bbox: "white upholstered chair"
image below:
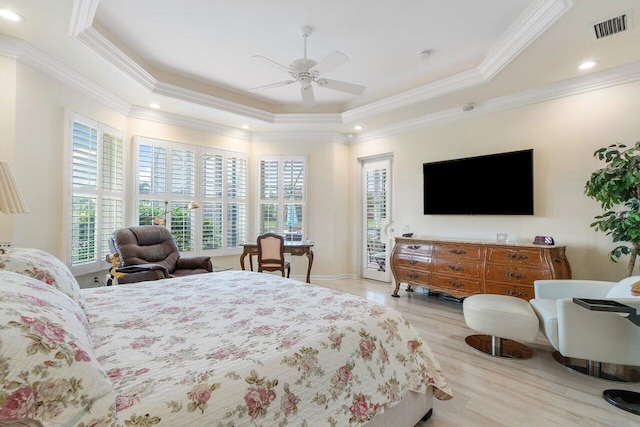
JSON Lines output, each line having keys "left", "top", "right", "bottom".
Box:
{"left": 530, "top": 276, "right": 640, "bottom": 414}
{"left": 257, "top": 233, "right": 291, "bottom": 278}
{"left": 529, "top": 276, "right": 640, "bottom": 382}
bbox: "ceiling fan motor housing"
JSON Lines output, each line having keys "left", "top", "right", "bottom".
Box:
{"left": 290, "top": 58, "right": 317, "bottom": 74}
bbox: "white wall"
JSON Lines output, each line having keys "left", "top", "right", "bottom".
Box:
{"left": 0, "top": 56, "right": 16, "bottom": 243}
{"left": 13, "top": 61, "right": 127, "bottom": 257}
{"left": 349, "top": 80, "right": 640, "bottom": 281}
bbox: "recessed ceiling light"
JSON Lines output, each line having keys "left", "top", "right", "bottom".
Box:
{"left": 149, "top": 103, "right": 161, "bottom": 109}
{"left": 241, "top": 124, "right": 250, "bottom": 130}
{"left": 579, "top": 60, "right": 597, "bottom": 70}
{"left": 0, "top": 8, "right": 24, "bottom": 22}
{"left": 354, "top": 125, "right": 363, "bottom": 131}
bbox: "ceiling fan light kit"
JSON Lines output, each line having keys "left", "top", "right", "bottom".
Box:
{"left": 250, "top": 26, "right": 365, "bottom": 108}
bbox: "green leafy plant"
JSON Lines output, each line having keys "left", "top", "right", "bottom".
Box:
{"left": 585, "top": 142, "right": 640, "bottom": 277}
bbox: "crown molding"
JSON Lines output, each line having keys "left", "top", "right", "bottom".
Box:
{"left": 479, "top": 0, "right": 574, "bottom": 79}
{"left": 251, "top": 131, "right": 347, "bottom": 143}
{"left": 342, "top": 69, "right": 484, "bottom": 124}
{"left": 5, "top": 29, "right": 639, "bottom": 147}
{"left": 5, "top": 26, "right": 639, "bottom": 147}
{"left": 72, "top": 27, "right": 157, "bottom": 91}
{"left": 67, "top": 0, "right": 573, "bottom": 127}
{"left": 152, "top": 82, "right": 273, "bottom": 122}
{"left": 68, "top": 0, "right": 99, "bottom": 36}
{"left": 0, "top": 34, "right": 131, "bottom": 115}
{"left": 272, "top": 113, "right": 343, "bottom": 124}
{"left": 128, "top": 106, "right": 251, "bottom": 141}
{"left": 352, "top": 60, "right": 640, "bottom": 144}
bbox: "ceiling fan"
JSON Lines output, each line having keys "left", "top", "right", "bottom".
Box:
{"left": 249, "top": 26, "right": 365, "bottom": 108}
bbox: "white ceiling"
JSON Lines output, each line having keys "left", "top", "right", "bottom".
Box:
{"left": 0, "top": 0, "right": 639, "bottom": 138}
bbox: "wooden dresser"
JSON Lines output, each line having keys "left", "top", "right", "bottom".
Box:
{"left": 390, "top": 237, "right": 571, "bottom": 300}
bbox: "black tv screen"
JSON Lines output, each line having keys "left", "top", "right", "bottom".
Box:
{"left": 423, "top": 149, "right": 534, "bottom": 215}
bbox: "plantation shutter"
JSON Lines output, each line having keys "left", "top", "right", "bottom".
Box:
{"left": 257, "top": 156, "right": 305, "bottom": 240}
{"left": 134, "top": 136, "right": 248, "bottom": 255}
{"left": 69, "top": 113, "right": 124, "bottom": 272}
{"left": 202, "top": 152, "right": 224, "bottom": 250}
{"left": 226, "top": 155, "right": 247, "bottom": 248}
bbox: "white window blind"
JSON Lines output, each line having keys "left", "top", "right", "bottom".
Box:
{"left": 258, "top": 156, "right": 305, "bottom": 241}
{"left": 226, "top": 154, "right": 247, "bottom": 248}
{"left": 134, "top": 136, "right": 247, "bottom": 255}
{"left": 68, "top": 112, "right": 124, "bottom": 273}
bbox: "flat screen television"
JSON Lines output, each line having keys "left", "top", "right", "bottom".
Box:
{"left": 423, "top": 149, "right": 534, "bottom": 215}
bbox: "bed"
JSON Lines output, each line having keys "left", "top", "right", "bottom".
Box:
{"left": 0, "top": 248, "right": 452, "bottom": 426}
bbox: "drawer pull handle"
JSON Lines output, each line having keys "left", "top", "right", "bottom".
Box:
{"left": 408, "top": 245, "right": 421, "bottom": 250}
{"left": 407, "top": 273, "right": 420, "bottom": 279}
{"left": 553, "top": 257, "right": 563, "bottom": 263}
{"left": 449, "top": 281, "right": 464, "bottom": 288}
{"left": 449, "top": 249, "right": 467, "bottom": 255}
{"left": 507, "top": 290, "right": 528, "bottom": 297}
{"left": 506, "top": 272, "right": 526, "bottom": 279}
{"left": 407, "top": 259, "right": 418, "bottom": 265}
{"left": 447, "top": 265, "right": 464, "bottom": 272}
{"left": 507, "top": 253, "right": 528, "bottom": 260}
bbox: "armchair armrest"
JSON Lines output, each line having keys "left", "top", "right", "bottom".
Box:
{"left": 116, "top": 263, "right": 169, "bottom": 275}
{"left": 115, "top": 264, "right": 170, "bottom": 284}
{"left": 556, "top": 297, "right": 640, "bottom": 365}
{"left": 534, "top": 279, "right": 615, "bottom": 300}
{"left": 177, "top": 256, "right": 212, "bottom": 271}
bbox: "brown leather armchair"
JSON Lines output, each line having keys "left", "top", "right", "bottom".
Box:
{"left": 109, "top": 226, "right": 213, "bottom": 284}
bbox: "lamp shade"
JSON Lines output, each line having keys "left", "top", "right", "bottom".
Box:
{"left": 0, "top": 162, "right": 29, "bottom": 214}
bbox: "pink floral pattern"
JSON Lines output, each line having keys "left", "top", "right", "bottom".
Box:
{"left": 0, "top": 247, "right": 85, "bottom": 308}
{"left": 0, "top": 271, "right": 116, "bottom": 426}
{"left": 82, "top": 270, "right": 452, "bottom": 425}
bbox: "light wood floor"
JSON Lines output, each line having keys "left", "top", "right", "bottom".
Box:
{"left": 312, "top": 277, "right": 639, "bottom": 427}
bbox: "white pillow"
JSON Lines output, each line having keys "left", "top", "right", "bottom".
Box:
{"left": 0, "top": 270, "right": 115, "bottom": 426}
{"left": 606, "top": 276, "right": 640, "bottom": 298}
{"left": 0, "top": 247, "right": 85, "bottom": 308}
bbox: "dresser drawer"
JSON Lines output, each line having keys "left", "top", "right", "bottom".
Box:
{"left": 395, "top": 268, "right": 431, "bottom": 284}
{"left": 396, "top": 242, "right": 432, "bottom": 255}
{"left": 432, "top": 274, "right": 483, "bottom": 294}
{"left": 432, "top": 259, "right": 482, "bottom": 277}
{"left": 394, "top": 254, "right": 431, "bottom": 272}
{"left": 487, "top": 247, "right": 545, "bottom": 266}
{"left": 485, "top": 265, "right": 550, "bottom": 284}
{"left": 485, "top": 282, "right": 534, "bottom": 300}
{"left": 434, "top": 243, "right": 484, "bottom": 261}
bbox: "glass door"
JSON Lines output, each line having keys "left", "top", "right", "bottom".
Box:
{"left": 362, "top": 157, "right": 392, "bottom": 282}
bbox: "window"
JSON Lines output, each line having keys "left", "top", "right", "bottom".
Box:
{"left": 258, "top": 155, "right": 305, "bottom": 241}
{"left": 68, "top": 112, "right": 124, "bottom": 274}
{"left": 134, "top": 136, "right": 247, "bottom": 254}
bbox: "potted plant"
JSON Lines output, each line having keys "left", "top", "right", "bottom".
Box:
{"left": 585, "top": 141, "right": 640, "bottom": 277}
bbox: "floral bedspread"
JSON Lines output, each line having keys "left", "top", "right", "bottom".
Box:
{"left": 82, "top": 271, "right": 452, "bottom": 426}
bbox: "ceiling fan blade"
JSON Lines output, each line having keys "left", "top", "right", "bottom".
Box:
{"left": 251, "top": 55, "right": 292, "bottom": 74}
{"left": 249, "top": 80, "right": 296, "bottom": 91}
{"left": 301, "top": 85, "right": 315, "bottom": 108}
{"left": 309, "top": 51, "right": 349, "bottom": 77}
{"left": 316, "top": 78, "right": 365, "bottom": 95}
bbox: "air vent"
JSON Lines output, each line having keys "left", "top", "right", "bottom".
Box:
{"left": 592, "top": 12, "right": 631, "bottom": 40}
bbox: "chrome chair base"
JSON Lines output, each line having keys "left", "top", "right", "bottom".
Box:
{"left": 552, "top": 351, "right": 640, "bottom": 382}
{"left": 465, "top": 334, "right": 533, "bottom": 359}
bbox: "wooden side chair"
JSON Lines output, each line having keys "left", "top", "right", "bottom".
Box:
{"left": 257, "top": 232, "right": 291, "bottom": 278}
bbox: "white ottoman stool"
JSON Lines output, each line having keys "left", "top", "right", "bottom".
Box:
{"left": 463, "top": 294, "right": 540, "bottom": 359}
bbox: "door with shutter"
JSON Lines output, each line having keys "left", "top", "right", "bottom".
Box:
{"left": 362, "top": 157, "right": 392, "bottom": 282}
